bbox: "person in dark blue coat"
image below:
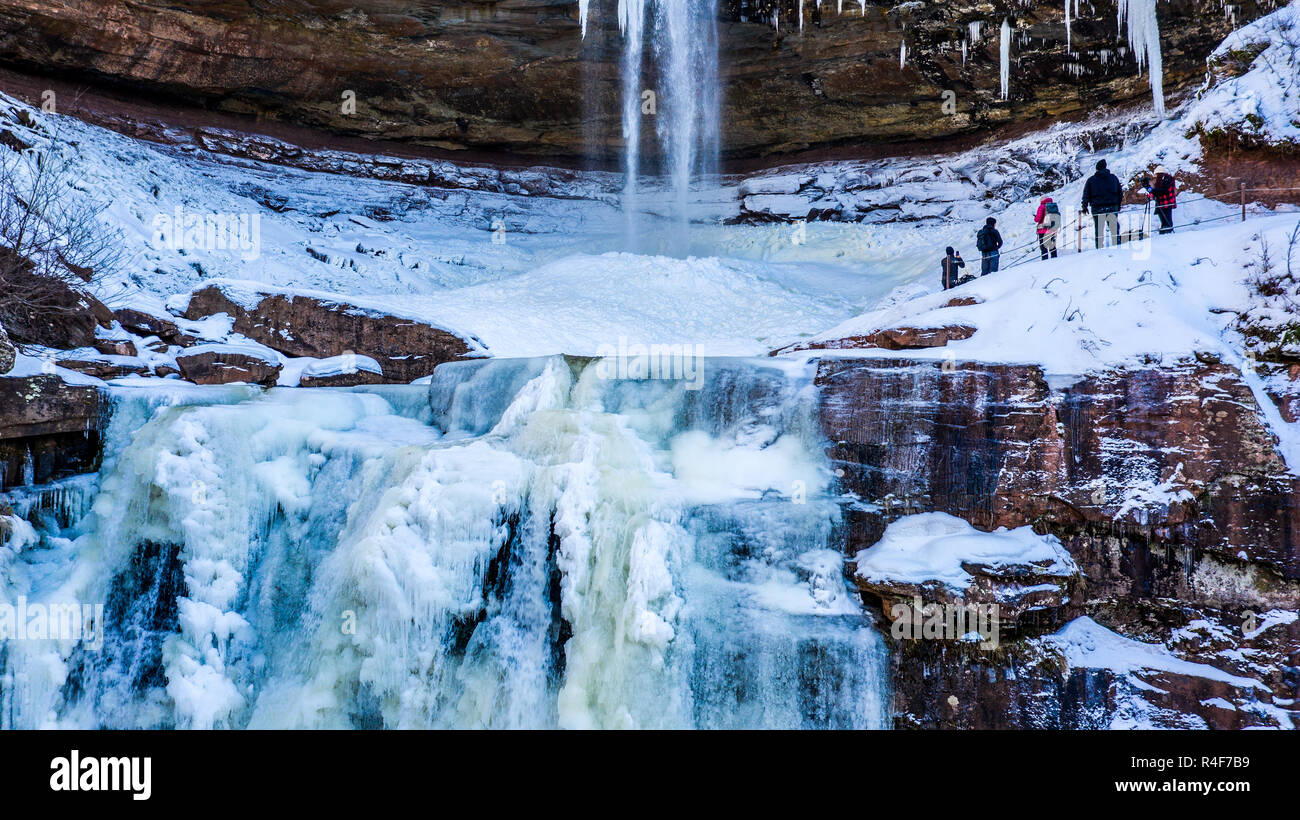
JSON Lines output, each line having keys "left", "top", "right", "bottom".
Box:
{"left": 1080, "top": 159, "right": 1124, "bottom": 248}
{"left": 975, "top": 218, "right": 1002, "bottom": 275}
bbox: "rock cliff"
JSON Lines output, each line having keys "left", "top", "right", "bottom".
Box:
{"left": 0, "top": 0, "right": 1280, "bottom": 162}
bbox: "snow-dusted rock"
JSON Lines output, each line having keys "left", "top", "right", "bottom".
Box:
{"left": 180, "top": 282, "right": 481, "bottom": 382}
{"left": 175, "top": 343, "right": 282, "bottom": 386}
{"left": 297, "top": 354, "right": 384, "bottom": 388}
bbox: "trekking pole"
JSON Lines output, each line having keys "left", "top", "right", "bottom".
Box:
{"left": 1240, "top": 182, "right": 1247, "bottom": 222}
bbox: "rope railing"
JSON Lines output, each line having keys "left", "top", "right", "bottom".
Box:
{"left": 971, "top": 185, "right": 1300, "bottom": 275}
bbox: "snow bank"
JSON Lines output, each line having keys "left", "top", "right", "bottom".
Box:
{"left": 854, "top": 512, "right": 1076, "bottom": 593}
{"left": 1186, "top": 2, "right": 1300, "bottom": 148}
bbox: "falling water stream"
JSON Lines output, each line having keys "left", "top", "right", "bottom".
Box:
{"left": 587, "top": 0, "right": 721, "bottom": 252}
{"left": 0, "top": 360, "right": 890, "bottom": 729}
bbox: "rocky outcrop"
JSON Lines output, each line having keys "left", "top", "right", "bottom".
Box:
{"left": 0, "top": 374, "right": 106, "bottom": 491}
{"left": 54, "top": 354, "right": 151, "bottom": 381}
{"left": 0, "top": 260, "right": 113, "bottom": 349}
{"left": 181, "top": 284, "right": 480, "bottom": 382}
{"left": 111, "top": 308, "right": 198, "bottom": 348}
{"left": 817, "top": 356, "right": 1300, "bottom": 728}
{"left": 0, "top": 0, "right": 1273, "bottom": 162}
{"left": 775, "top": 324, "right": 976, "bottom": 354}
{"left": 175, "top": 347, "right": 282, "bottom": 387}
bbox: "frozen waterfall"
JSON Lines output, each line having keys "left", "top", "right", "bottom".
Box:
{"left": 1, "top": 360, "right": 889, "bottom": 729}
{"left": 1118, "top": 0, "right": 1166, "bottom": 117}
{"left": 584, "top": 0, "right": 720, "bottom": 251}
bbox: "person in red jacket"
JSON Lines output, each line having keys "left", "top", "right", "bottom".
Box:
{"left": 1033, "top": 196, "right": 1060, "bottom": 259}
{"left": 1149, "top": 165, "right": 1177, "bottom": 234}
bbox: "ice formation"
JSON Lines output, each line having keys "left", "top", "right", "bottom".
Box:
{"left": 1118, "top": 0, "right": 1166, "bottom": 116}
{"left": 0, "top": 360, "right": 888, "bottom": 729}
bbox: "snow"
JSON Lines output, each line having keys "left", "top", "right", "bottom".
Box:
{"left": 784, "top": 213, "right": 1300, "bottom": 376}
{"left": 853, "top": 512, "right": 1077, "bottom": 594}
{"left": 1184, "top": 1, "right": 1300, "bottom": 148}
{"left": 1047, "top": 616, "right": 1268, "bottom": 692}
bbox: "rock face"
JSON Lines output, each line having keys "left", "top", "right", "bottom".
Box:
{"left": 0, "top": 0, "right": 1273, "bottom": 162}
{"left": 0, "top": 374, "right": 105, "bottom": 490}
{"left": 817, "top": 356, "right": 1300, "bottom": 728}
{"left": 182, "top": 285, "right": 479, "bottom": 382}
{"left": 0, "top": 261, "right": 113, "bottom": 349}
{"left": 175, "top": 347, "right": 282, "bottom": 387}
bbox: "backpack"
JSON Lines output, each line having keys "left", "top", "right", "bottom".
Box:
{"left": 976, "top": 227, "right": 996, "bottom": 252}
{"left": 1044, "top": 202, "right": 1060, "bottom": 216}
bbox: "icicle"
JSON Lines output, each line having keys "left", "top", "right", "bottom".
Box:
{"left": 580, "top": 0, "right": 590, "bottom": 38}
{"left": 1117, "top": 0, "right": 1166, "bottom": 117}
{"left": 962, "top": 39, "right": 968, "bottom": 64}
{"left": 799, "top": 0, "right": 804, "bottom": 32}
{"left": 900, "top": 40, "right": 907, "bottom": 68}
{"left": 858, "top": 0, "right": 866, "bottom": 14}
{"left": 1065, "top": 0, "right": 1072, "bottom": 51}
{"left": 1000, "top": 18, "right": 1011, "bottom": 100}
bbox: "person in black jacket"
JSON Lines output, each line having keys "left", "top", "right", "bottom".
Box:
{"left": 1080, "top": 159, "right": 1124, "bottom": 248}
{"left": 941, "top": 246, "right": 967, "bottom": 290}
{"left": 975, "top": 218, "right": 1003, "bottom": 275}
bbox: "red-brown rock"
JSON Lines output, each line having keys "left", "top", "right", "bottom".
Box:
{"left": 175, "top": 348, "right": 282, "bottom": 386}
{"left": 182, "top": 285, "right": 478, "bottom": 382}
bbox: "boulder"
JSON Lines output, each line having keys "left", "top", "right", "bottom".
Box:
{"left": 175, "top": 346, "right": 282, "bottom": 386}
{"left": 0, "top": 258, "right": 113, "bottom": 349}
{"left": 111, "top": 307, "right": 198, "bottom": 347}
{"left": 92, "top": 337, "right": 138, "bottom": 357}
{"left": 182, "top": 284, "right": 477, "bottom": 382}
{"left": 55, "top": 355, "right": 151, "bottom": 381}
{"left": 298, "top": 355, "right": 386, "bottom": 388}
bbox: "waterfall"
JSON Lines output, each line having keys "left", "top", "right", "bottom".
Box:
{"left": 0, "top": 361, "right": 889, "bottom": 729}
{"left": 584, "top": 0, "right": 720, "bottom": 249}
{"left": 1000, "top": 19, "right": 1012, "bottom": 100}
{"left": 1118, "top": 0, "right": 1166, "bottom": 117}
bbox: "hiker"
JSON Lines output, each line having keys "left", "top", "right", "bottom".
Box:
{"left": 1033, "top": 196, "right": 1060, "bottom": 259}
{"left": 975, "top": 217, "right": 1003, "bottom": 275}
{"left": 941, "top": 246, "right": 967, "bottom": 290}
{"left": 1149, "top": 165, "right": 1177, "bottom": 234}
{"left": 1081, "top": 159, "right": 1123, "bottom": 248}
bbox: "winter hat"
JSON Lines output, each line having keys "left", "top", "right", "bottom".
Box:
{"left": 986, "top": 217, "right": 997, "bottom": 226}
{"left": 1096, "top": 159, "right": 1108, "bottom": 170}
{"left": 1154, "top": 165, "right": 1168, "bottom": 175}
{"left": 946, "top": 246, "right": 955, "bottom": 255}
{"left": 1041, "top": 196, "right": 1053, "bottom": 202}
